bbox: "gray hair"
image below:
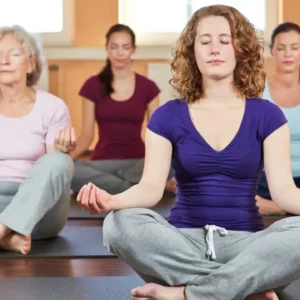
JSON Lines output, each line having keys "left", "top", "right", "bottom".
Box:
{"left": 0, "top": 25, "right": 43, "bottom": 87}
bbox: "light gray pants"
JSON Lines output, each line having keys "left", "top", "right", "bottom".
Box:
{"left": 72, "top": 159, "right": 174, "bottom": 195}
{"left": 103, "top": 208, "right": 300, "bottom": 300}
{"left": 0, "top": 151, "right": 73, "bottom": 239}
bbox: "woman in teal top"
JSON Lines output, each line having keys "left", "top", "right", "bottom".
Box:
{"left": 257, "top": 22, "right": 300, "bottom": 215}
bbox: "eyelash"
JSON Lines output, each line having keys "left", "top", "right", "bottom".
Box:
{"left": 277, "top": 48, "right": 299, "bottom": 51}
{"left": 201, "top": 41, "right": 230, "bottom": 45}
{"left": 111, "top": 47, "right": 130, "bottom": 50}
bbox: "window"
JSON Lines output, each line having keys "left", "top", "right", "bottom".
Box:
{"left": 0, "top": 0, "right": 74, "bottom": 46}
{"left": 119, "top": 0, "right": 279, "bottom": 46}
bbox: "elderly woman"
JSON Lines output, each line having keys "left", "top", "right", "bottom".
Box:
{"left": 0, "top": 25, "right": 76, "bottom": 255}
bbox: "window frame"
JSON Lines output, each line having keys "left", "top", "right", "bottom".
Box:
{"left": 119, "top": 0, "right": 279, "bottom": 46}
{"left": 0, "top": 0, "right": 74, "bottom": 46}
{"left": 40, "top": 0, "right": 74, "bottom": 46}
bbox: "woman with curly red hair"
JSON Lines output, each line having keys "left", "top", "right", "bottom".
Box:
{"left": 77, "top": 5, "right": 300, "bottom": 300}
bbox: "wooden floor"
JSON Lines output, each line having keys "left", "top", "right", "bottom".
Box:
{"left": 0, "top": 217, "right": 283, "bottom": 279}
{"left": 0, "top": 257, "right": 135, "bottom": 278}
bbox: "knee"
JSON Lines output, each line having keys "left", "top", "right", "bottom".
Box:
{"left": 72, "top": 160, "right": 83, "bottom": 178}
{"left": 43, "top": 151, "right": 74, "bottom": 181}
{"left": 71, "top": 161, "right": 85, "bottom": 190}
{"left": 103, "top": 209, "right": 133, "bottom": 248}
{"left": 103, "top": 208, "right": 149, "bottom": 251}
{"left": 273, "top": 216, "right": 300, "bottom": 231}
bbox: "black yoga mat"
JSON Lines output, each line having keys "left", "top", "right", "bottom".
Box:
{"left": 0, "top": 276, "right": 298, "bottom": 300}
{"left": 68, "top": 193, "right": 176, "bottom": 219}
{"left": 0, "top": 225, "right": 114, "bottom": 258}
{"left": 0, "top": 276, "right": 145, "bottom": 300}
{"left": 68, "top": 199, "right": 108, "bottom": 219}
{"left": 279, "top": 278, "right": 300, "bottom": 300}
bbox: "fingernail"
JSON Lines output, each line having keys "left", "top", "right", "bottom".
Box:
{"left": 131, "top": 289, "right": 137, "bottom": 295}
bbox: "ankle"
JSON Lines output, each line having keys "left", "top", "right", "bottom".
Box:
{"left": 0, "top": 222, "right": 11, "bottom": 239}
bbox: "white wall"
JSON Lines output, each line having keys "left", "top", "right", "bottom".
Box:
{"left": 148, "top": 63, "right": 176, "bottom": 105}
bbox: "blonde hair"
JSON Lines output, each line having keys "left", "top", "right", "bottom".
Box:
{"left": 0, "top": 25, "right": 43, "bottom": 87}
{"left": 170, "top": 5, "right": 266, "bottom": 103}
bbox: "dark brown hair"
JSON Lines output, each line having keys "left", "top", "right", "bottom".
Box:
{"left": 270, "top": 22, "right": 300, "bottom": 49}
{"left": 98, "top": 24, "right": 136, "bottom": 96}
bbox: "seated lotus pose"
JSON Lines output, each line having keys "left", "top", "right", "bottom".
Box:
{"left": 77, "top": 5, "right": 300, "bottom": 300}
{"left": 256, "top": 22, "right": 300, "bottom": 216}
{"left": 0, "top": 25, "right": 76, "bottom": 254}
{"left": 71, "top": 24, "right": 176, "bottom": 195}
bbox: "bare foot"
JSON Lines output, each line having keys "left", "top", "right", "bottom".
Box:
{"left": 131, "top": 283, "right": 185, "bottom": 300}
{"left": 246, "top": 290, "right": 278, "bottom": 300}
{"left": 0, "top": 232, "right": 31, "bottom": 254}
{"left": 165, "top": 178, "right": 177, "bottom": 193}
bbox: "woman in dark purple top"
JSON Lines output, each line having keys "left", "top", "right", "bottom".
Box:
{"left": 70, "top": 24, "right": 176, "bottom": 195}
{"left": 78, "top": 5, "right": 300, "bottom": 300}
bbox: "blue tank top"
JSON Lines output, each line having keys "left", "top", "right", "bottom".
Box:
{"left": 263, "top": 81, "right": 300, "bottom": 177}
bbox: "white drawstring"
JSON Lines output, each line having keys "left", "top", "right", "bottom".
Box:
{"left": 205, "top": 225, "right": 228, "bottom": 260}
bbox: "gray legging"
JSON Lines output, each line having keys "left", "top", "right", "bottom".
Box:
{"left": 71, "top": 159, "right": 174, "bottom": 195}
{"left": 0, "top": 151, "right": 73, "bottom": 239}
{"left": 104, "top": 208, "right": 300, "bottom": 299}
